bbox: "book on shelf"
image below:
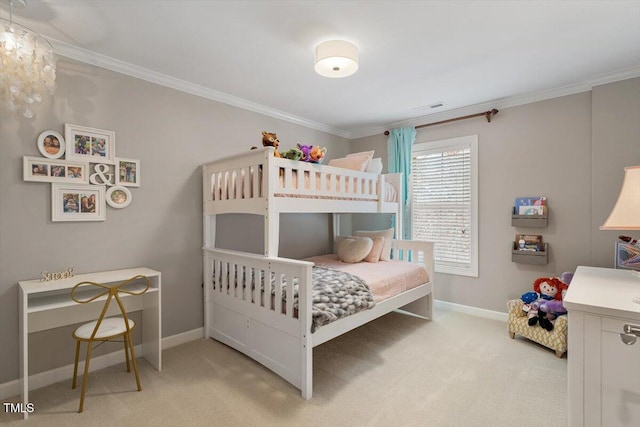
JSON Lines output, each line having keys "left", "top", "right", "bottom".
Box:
{"left": 517, "top": 205, "right": 547, "bottom": 215}
{"left": 515, "top": 234, "right": 544, "bottom": 251}
{"left": 515, "top": 196, "right": 547, "bottom": 208}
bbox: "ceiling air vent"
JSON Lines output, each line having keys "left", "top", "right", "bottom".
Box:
{"left": 412, "top": 102, "right": 446, "bottom": 112}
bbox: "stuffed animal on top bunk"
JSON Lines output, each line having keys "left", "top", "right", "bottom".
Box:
{"left": 281, "top": 147, "right": 303, "bottom": 160}
{"left": 252, "top": 131, "right": 281, "bottom": 157}
{"left": 521, "top": 276, "right": 569, "bottom": 330}
{"left": 296, "top": 143, "right": 327, "bottom": 163}
{"left": 309, "top": 146, "right": 327, "bottom": 163}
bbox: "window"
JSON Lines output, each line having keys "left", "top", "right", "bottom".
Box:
{"left": 411, "top": 135, "right": 478, "bottom": 277}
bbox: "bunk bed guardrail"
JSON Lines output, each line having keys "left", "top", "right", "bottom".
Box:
{"left": 203, "top": 147, "right": 391, "bottom": 207}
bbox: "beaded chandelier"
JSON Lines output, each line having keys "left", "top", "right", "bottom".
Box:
{"left": 0, "top": 0, "right": 56, "bottom": 118}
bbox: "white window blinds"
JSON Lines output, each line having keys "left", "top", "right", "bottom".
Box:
{"left": 411, "top": 135, "right": 478, "bottom": 277}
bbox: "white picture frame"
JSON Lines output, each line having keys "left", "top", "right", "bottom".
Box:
{"left": 106, "top": 186, "right": 132, "bottom": 209}
{"left": 51, "top": 184, "right": 106, "bottom": 222}
{"left": 23, "top": 156, "right": 89, "bottom": 184}
{"left": 115, "top": 157, "right": 140, "bottom": 187}
{"left": 64, "top": 124, "right": 116, "bottom": 165}
{"left": 37, "top": 130, "right": 66, "bottom": 159}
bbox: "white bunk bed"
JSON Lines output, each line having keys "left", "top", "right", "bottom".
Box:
{"left": 202, "top": 147, "right": 434, "bottom": 399}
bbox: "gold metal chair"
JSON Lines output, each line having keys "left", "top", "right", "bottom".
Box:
{"left": 71, "top": 275, "right": 150, "bottom": 413}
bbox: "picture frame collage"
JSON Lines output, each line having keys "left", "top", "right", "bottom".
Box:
{"left": 23, "top": 124, "right": 141, "bottom": 222}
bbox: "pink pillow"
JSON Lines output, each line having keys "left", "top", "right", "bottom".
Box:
{"left": 363, "top": 236, "right": 385, "bottom": 263}
{"left": 335, "top": 236, "right": 385, "bottom": 263}
{"left": 328, "top": 154, "right": 371, "bottom": 171}
{"left": 354, "top": 228, "right": 394, "bottom": 261}
{"left": 346, "top": 150, "right": 375, "bottom": 169}
{"left": 346, "top": 150, "right": 375, "bottom": 158}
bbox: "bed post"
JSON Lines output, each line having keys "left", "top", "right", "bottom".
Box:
{"left": 202, "top": 165, "right": 215, "bottom": 339}
{"left": 265, "top": 212, "right": 279, "bottom": 256}
{"left": 203, "top": 215, "right": 215, "bottom": 339}
{"left": 263, "top": 148, "right": 279, "bottom": 257}
{"left": 202, "top": 214, "right": 215, "bottom": 339}
{"left": 332, "top": 213, "right": 340, "bottom": 251}
{"left": 299, "top": 264, "right": 313, "bottom": 399}
{"left": 395, "top": 175, "right": 403, "bottom": 239}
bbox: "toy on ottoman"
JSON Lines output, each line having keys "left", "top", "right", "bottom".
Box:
{"left": 522, "top": 277, "right": 568, "bottom": 331}
{"left": 507, "top": 272, "right": 573, "bottom": 357}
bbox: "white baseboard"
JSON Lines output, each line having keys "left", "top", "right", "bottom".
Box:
{"left": 435, "top": 299, "right": 508, "bottom": 322}
{"left": 162, "top": 327, "right": 204, "bottom": 350}
{"left": 0, "top": 327, "right": 204, "bottom": 401}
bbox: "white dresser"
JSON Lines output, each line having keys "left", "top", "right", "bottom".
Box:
{"left": 564, "top": 266, "right": 640, "bottom": 427}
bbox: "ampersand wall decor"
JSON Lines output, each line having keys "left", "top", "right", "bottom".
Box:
{"left": 90, "top": 163, "right": 114, "bottom": 186}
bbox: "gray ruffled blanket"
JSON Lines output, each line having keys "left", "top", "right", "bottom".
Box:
{"left": 213, "top": 266, "right": 376, "bottom": 332}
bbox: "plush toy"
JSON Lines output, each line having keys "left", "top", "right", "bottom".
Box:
{"left": 560, "top": 271, "right": 573, "bottom": 286}
{"left": 261, "top": 131, "right": 281, "bottom": 157}
{"left": 308, "top": 146, "right": 327, "bottom": 163}
{"left": 520, "top": 291, "right": 539, "bottom": 305}
{"left": 537, "top": 299, "right": 568, "bottom": 331}
{"left": 534, "top": 271, "right": 573, "bottom": 330}
{"left": 296, "top": 143, "right": 327, "bottom": 163}
{"left": 522, "top": 277, "right": 567, "bottom": 327}
{"left": 281, "top": 147, "right": 303, "bottom": 161}
{"left": 297, "top": 143, "right": 313, "bottom": 162}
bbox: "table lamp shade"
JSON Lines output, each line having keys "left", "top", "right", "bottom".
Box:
{"left": 600, "top": 165, "right": 640, "bottom": 230}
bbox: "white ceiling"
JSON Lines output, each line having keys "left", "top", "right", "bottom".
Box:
{"left": 3, "top": 1, "right": 640, "bottom": 138}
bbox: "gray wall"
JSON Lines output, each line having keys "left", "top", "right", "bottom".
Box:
{"left": 351, "top": 78, "right": 640, "bottom": 313}
{"left": 0, "top": 59, "right": 349, "bottom": 383}
{"left": 591, "top": 78, "right": 640, "bottom": 265}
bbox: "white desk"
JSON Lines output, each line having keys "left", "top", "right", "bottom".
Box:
{"left": 18, "top": 267, "right": 162, "bottom": 419}
{"left": 564, "top": 266, "right": 640, "bottom": 427}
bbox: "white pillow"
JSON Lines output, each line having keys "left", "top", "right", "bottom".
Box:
{"left": 384, "top": 181, "right": 398, "bottom": 202}
{"left": 354, "top": 228, "right": 394, "bottom": 261}
{"left": 366, "top": 158, "right": 383, "bottom": 174}
{"left": 336, "top": 237, "right": 373, "bottom": 263}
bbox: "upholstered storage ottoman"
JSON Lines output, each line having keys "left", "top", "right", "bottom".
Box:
{"left": 507, "top": 299, "right": 567, "bottom": 358}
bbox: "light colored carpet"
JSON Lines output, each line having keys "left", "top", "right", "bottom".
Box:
{"left": 1, "top": 309, "right": 567, "bottom": 427}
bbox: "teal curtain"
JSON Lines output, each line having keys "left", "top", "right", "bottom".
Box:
{"left": 387, "top": 126, "right": 416, "bottom": 240}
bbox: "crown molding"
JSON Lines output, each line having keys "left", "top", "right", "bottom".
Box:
{"left": 349, "top": 66, "right": 640, "bottom": 139}
{"left": 49, "top": 38, "right": 352, "bottom": 139}
{"left": 49, "top": 38, "right": 639, "bottom": 142}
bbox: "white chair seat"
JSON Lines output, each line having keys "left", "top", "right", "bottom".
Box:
{"left": 74, "top": 317, "right": 135, "bottom": 339}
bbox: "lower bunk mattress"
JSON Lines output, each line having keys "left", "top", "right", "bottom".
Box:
{"left": 303, "top": 254, "right": 430, "bottom": 302}
{"left": 212, "top": 255, "right": 429, "bottom": 332}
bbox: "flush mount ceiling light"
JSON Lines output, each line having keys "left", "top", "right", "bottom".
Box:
{"left": 314, "top": 40, "right": 359, "bottom": 78}
{"left": 0, "top": 0, "right": 57, "bottom": 118}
